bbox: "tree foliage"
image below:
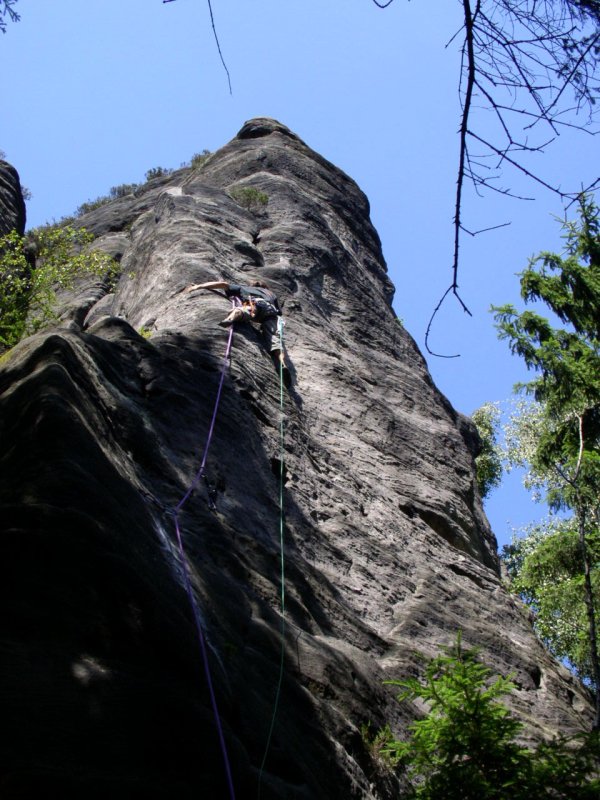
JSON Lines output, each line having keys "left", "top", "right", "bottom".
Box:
{"left": 493, "top": 195, "right": 600, "bottom": 511}
{"left": 0, "top": 226, "right": 117, "bottom": 351}
{"left": 504, "top": 517, "right": 600, "bottom": 681}
{"left": 502, "top": 399, "right": 561, "bottom": 500}
{"left": 493, "top": 196, "right": 600, "bottom": 723}
{"left": 472, "top": 402, "right": 503, "bottom": 498}
{"left": 494, "top": 196, "right": 599, "bottom": 400}
{"left": 381, "top": 634, "right": 600, "bottom": 798}
{"left": 383, "top": 634, "right": 527, "bottom": 799}
{"left": 228, "top": 186, "right": 269, "bottom": 212}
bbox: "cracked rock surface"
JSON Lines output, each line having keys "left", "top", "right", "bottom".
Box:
{"left": 0, "top": 121, "right": 592, "bottom": 798}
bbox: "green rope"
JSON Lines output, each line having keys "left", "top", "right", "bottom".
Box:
{"left": 257, "top": 322, "right": 286, "bottom": 798}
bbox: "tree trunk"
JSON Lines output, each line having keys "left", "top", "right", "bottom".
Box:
{"left": 578, "top": 506, "right": 600, "bottom": 729}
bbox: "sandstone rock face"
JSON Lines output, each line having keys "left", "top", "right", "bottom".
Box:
{"left": 0, "top": 159, "right": 26, "bottom": 236}
{"left": 0, "top": 119, "right": 592, "bottom": 798}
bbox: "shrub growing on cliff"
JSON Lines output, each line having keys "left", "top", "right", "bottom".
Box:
{"left": 191, "top": 149, "right": 212, "bottom": 169}
{"left": 76, "top": 196, "right": 111, "bottom": 216}
{"left": 0, "top": 226, "right": 117, "bottom": 350}
{"left": 144, "top": 166, "right": 172, "bottom": 181}
{"left": 109, "top": 182, "right": 139, "bottom": 199}
{"left": 228, "top": 186, "right": 268, "bottom": 211}
{"left": 471, "top": 402, "right": 502, "bottom": 499}
{"left": 381, "top": 634, "right": 600, "bottom": 798}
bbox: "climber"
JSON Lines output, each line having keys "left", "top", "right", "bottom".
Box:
{"left": 185, "top": 279, "right": 291, "bottom": 386}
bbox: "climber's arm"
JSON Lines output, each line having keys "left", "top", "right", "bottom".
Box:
{"left": 184, "top": 280, "right": 229, "bottom": 293}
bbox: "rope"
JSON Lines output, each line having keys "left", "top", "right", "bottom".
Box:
{"left": 174, "top": 316, "right": 235, "bottom": 514}
{"left": 162, "top": 301, "right": 286, "bottom": 799}
{"left": 257, "top": 317, "right": 287, "bottom": 798}
{"left": 171, "top": 302, "right": 237, "bottom": 800}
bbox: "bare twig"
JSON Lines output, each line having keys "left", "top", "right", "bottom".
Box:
{"left": 0, "top": 0, "right": 20, "bottom": 32}
{"left": 424, "top": 282, "right": 473, "bottom": 358}
{"left": 467, "top": 129, "right": 573, "bottom": 197}
{"left": 542, "top": 32, "right": 600, "bottom": 121}
{"left": 453, "top": 0, "right": 480, "bottom": 299}
{"left": 462, "top": 220, "right": 511, "bottom": 235}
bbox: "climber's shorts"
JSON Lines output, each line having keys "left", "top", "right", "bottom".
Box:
{"left": 261, "top": 315, "right": 283, "bottom": 353}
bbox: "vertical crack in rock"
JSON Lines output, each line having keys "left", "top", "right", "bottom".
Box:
{"left": 0, "top": 122, "right": 593, "bottom": 798}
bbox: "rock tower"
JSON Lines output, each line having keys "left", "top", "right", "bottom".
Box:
{"left": 0, "top": 119, "right": 591, "bottom": 798}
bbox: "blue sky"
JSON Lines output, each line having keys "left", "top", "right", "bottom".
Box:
{"left": 1, "top": 0, "right": 597, "bottom": 548}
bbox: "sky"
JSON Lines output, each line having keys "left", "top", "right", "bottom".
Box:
{"left": 1, "top": 0, "right": 597, "bottom": 549}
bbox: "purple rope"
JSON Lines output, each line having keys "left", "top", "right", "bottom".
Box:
{"left": 171, "top": 301, "right": 237, "bottom": 800}
{"left": 173, "top": 514, "right": 236, "bottom": 800}
{"left": 175, "top": 319, "right": 235, "bottom": 513}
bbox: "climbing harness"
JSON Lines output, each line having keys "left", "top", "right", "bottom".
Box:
{"left": 170, "top": 302, "right": 237, "bottom": 800}
{"left": 257, "top": 315, "right": 287, "bottom": 798}
{"left": 247, "top": 296, "right": 280, "bottom": 323}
